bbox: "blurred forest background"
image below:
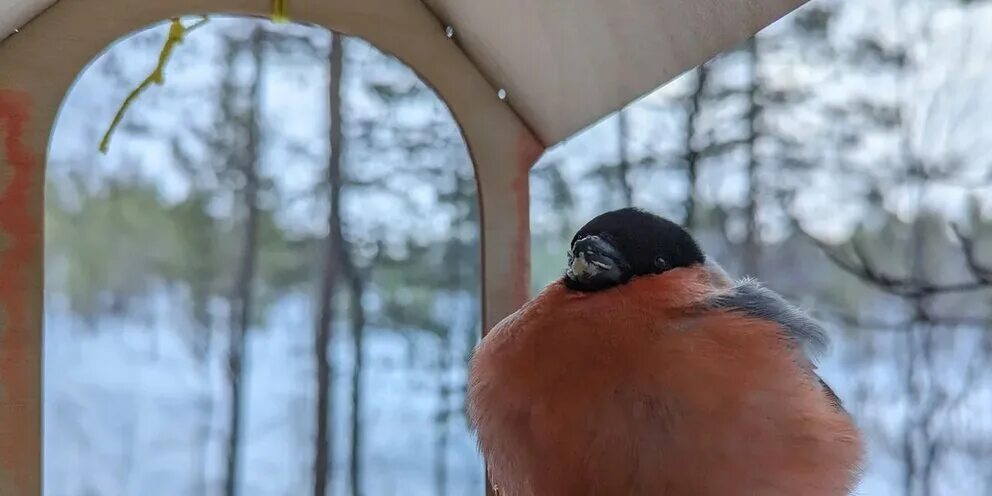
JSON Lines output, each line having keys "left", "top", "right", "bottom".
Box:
{"left": 42, "top": 0, "right": 992, "bottom": 495}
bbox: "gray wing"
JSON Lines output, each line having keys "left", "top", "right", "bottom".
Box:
{"left": 708, "top": 277, "right": 828, "bottom": 360}
{"left": 707, "top": 277, "right": 844, "bottom": 411}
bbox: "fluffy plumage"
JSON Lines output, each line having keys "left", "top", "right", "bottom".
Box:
{"left": 708, "top": 277, "right": 828, "bottom": 360}
{"left": 468, "top": 209, "right": 863, "bottom": 496}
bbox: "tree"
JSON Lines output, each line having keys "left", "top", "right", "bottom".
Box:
{"left": 681, "top": 65, "right": 708, "bottom": 229}
{"left": 790, "top": 3, "right": 992, "bottom": 492}
{"left": 313, "top": 30, "right": 345, "bottom": 496}
{"left": 345, "top": 249, "right": 368, "bottom": 496}
{"left": 616, "top": 110, "right": 634, "bottom": 206}
{"left": 223, "top": 25, "right": 266, "bottom": 496}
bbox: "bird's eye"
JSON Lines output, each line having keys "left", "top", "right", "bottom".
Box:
{"left": 654, "top": 256, "right": 668, "bottom": 269}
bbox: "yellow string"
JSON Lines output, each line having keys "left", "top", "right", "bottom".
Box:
{"left": 271, "top": 0, "right": 289, "bottom": 23}
{"left": 99, "top": 16, "right": 209, "bottom": 154}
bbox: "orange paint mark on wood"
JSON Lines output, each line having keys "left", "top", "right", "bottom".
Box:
{"left": 512, "top": 130, "right": 544, "bottom": 304}
{"left": 0, "top": 89, "right": 42, "bottom": 496}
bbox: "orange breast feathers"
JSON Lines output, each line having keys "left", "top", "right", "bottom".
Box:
{"left": 468, "top": 266, "right": 863, "bottom": 496}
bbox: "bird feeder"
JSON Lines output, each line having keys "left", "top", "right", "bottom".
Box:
{"left": 0, "top": 0, "right": 808, "bottom": 493}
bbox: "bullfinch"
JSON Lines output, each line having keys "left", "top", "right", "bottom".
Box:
{"left": 468, "top": 207, "right": 863, "bottom": 495}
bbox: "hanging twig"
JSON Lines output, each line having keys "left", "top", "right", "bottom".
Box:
{"left": 99, "top": 16, "right": 209, "bottom": 153}
{"left": 271, "top": 0, "right": 289, "bottom": 22}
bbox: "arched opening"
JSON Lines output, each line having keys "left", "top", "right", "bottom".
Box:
{"left": 45, "top": 16, "right": 484, "bottom": 495}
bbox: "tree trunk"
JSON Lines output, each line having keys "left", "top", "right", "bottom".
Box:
{"left": 682, "top": 65, "right": 708, "bottom": 229}
{"left": 224, "top": 26, "right": 265, "bottom": 496}
{"left": 742, "top": 37, "right": 761, "bottom": 275}
{"left": 192, "top": 198, "right": 215, "bottom": 496}
{"left": 903, "top": 223, "right": 925, "bottom": 496}
{"left": 434, "top": 330, "right": 452, "bottom": 496}
{"left": 314, "top": 31, "right": 345, "bottom": 496}
{"left": 346, "top": 264, "right": 365, "bottom": 496}
{"left": 906, "top": 167, "right": 936, "bottom": 496}
{"left": 617, "top": 110, "right": 633, "bottom": 207}
{"left": 194, "top": 383, "right": 215, "bottom": 496}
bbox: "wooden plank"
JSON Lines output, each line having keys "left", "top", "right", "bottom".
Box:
{"left": 425, "top": 0, "right": 810, "bottom": 145}
{"left": 0, "top": 88, "right": 43, "bottom": 496}
{"left": 0, "top": 0, "right": 57, "bottom": 42}
{"left": 6, "top": 0, "right": 810, "bottom": 146}
{"left": 0, "top": 0, "right": 542, "bottom": 493}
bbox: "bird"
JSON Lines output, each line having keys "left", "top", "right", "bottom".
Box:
{"left": 468, "top": 207, "right": 863, "bottom": 496}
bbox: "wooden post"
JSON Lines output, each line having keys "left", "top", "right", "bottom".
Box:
{"left": 475, "top": 129, "right": 542, "bottom": 496}
{"left": 0, "top": 89, "right": 44, "bottom": 496}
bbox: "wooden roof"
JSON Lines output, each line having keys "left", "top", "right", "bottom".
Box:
{"left": 0, "top": 0, "right": 808, "bottom": 146}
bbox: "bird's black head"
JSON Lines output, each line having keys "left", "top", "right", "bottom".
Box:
{"left": 563, "top": 208, "right": 705, "bottom": 292}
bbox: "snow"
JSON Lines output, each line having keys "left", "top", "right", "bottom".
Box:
{"left": 44, "top": 294, "right": 485, "bottom": 496}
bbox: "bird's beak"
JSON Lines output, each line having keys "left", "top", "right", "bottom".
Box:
{"left": 567, "top": 235, "right": 624, "bottom": 280}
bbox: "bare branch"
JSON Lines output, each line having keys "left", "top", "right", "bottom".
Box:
{"left": 794, "top": 223, "right": 992, "bottom": 298}
{"left": 951, "top": 224, "right": 992, "bottom": 283}
{"left": 809, "top": 305, "right": 992, "bottom": 331}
